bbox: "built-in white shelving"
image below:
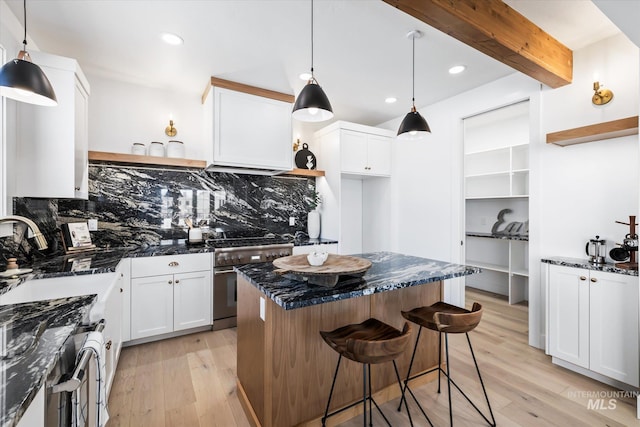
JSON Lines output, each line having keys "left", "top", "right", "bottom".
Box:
{"left": 463, "top": 101, "right": 530, "bottom": 304}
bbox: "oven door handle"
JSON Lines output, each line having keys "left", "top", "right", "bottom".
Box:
{"left": 214, "top": 269, "right": 235, "bottom": 274}
{"left": 51, "top": 319, "right": 105, "bottom": 394}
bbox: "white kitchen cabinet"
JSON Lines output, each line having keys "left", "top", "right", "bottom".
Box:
{"left": 315, "top": 121, "right": 394, "bottom": 254}
{"left": 15, "top": 51, "right": 90, "bottom": 199}
{"left": 130, "top": 253, "right": 212, "bottom": 340}
{"left": 203, "top": 77, "right": 294, "bottom": 172}
{"left": 17, "top": 386, "right": 44, "bottom": 427}
{"left": 547, "top": 264, "right": 639, "bottom": 387}
{"left": 341, "top": 129, "right": 392, "bottom": 177}
{"left": 103, "top": 269, "right": 124, "bottom": 395}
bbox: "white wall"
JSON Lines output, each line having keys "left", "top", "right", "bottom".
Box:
{"left": 378, "top": 73, "right": 540, "bottom": 309}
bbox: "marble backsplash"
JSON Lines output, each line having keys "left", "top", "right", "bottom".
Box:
{"left": 1, "top": 164, "right": 316, "bottom": 261}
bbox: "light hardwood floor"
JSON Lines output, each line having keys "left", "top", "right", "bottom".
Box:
{"left": 108, "top": 289, "right": 638, "bottom": 426}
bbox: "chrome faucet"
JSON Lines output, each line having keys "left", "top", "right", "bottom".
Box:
{"left": 0, "top": 216, "right": 48, "bottom": 250}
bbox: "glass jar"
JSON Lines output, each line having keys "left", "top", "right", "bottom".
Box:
{"left": 148, "top": 141, "right": 165, "bottom": 157}
{"left": 131, "top": 143, "right": 146, "bottom": 155}
{"left": 167, "top": 140, "right": 185, "bottom": 158}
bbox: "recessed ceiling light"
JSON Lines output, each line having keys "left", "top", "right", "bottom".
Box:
{"left": 448, "top": 65, "right": 466, "bottom": 75}
{"left": 299, "top": 72, "right": 312, "bottom": 81}
{"left": 161, "top": 32, "right": 184, "bottom": 46}
{"left": 385, "top": 97, "right": 397, "bottom": 104}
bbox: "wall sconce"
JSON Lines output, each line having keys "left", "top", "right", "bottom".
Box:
{"left": 592, "top": 81, "right": 613, "bottom": 105}
{"left": 165, "top": 119, "right": 177, "bottom": 137}
{"left": 293, "top": 138, "right": 301, "bottom": 151}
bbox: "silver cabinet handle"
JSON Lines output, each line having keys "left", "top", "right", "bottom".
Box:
{"left": 175, "top": 280, "right": 180, "bottom": 284}
{"left": 168, "top": 280, "right": 173, "bottom": 284}
{"left": 590, "top": 278, "right": 597, "bottom": 283}
{"left": 168, "top": 261, "right": 179, "bottom": 267}
{"left": 579, "top": 276, "right": 587, "bottom": 281}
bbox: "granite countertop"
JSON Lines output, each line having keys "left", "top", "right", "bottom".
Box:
{"left": 0, "top": 295, "right": 96, "bottom": 427}
{"left": 235, "top": 251, "right": 480, "bottom": 310}
{"left": 466, "top": 232, "right": 529, "bottom": 241}
{"left": 541, "top": 256, "right": 639, "bottom": 276}
{"left": 0, "top": 237, "right": 339, "bottom": 296}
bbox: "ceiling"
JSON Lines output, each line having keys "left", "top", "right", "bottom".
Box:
{"left": 5, "top": 0, "right": 622, "bottom": 127}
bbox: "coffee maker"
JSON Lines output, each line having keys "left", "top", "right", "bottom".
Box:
{"left": 585, "top": 235, "right": 606, "bottom": 264}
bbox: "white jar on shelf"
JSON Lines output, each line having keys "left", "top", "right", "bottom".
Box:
{"left": 148, "top": 141, "right": 165, "bottom": 157}
{"left": 167, "top": 140, "right": 185, "bottom": 158}
{"left": 131, "top": 143, "right": 146, "bottom": 155}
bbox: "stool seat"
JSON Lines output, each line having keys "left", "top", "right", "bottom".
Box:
{"left": 320, "top": 318, "right": 411, "bottom": 364}
{"left": 402, "top": 301, "right": 482, "bottom": 334}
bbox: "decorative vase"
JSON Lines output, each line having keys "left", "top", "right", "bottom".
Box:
{"left": 307, "top": 210, "right": 320, "bottom": 239}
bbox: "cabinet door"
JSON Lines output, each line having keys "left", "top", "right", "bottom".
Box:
{"left": 341, "top": 130, "right": 368, "bottom": 174}
{"left": 131, "top": 274, "right": 174, "bottom": 339}
{"left": 590, "top": 271, "right": 639, "bottom": 386}
{"left": 173, "top": 270, "right": 212, "bottom": 331}
{"left": 214, "top": 87, "right": 292, "bottom": 170}
{"left": 103, "top": 273, "right": 123, "bottom": 396}
{"left": 548, "top": 265, "right": 589, "bottom": 368}
{"left": 366, "top": 134, "right": 392, "bottom": 176}
{"left": 73, "top": 79, "right": 89, "bottom": 199}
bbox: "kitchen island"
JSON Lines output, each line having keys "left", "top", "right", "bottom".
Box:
{"left": 235, "top": 251, "right": 479, "bottom": 427}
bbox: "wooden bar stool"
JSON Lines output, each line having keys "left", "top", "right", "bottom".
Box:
{"left": 398, "top": 301, "right": 496, "bottom": 427}
{"left": 320, "top": 318, "right": 413, "bottom": 426}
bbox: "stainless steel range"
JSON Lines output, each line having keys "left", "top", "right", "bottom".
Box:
{"left": 211, "top": 237, "right": 293, "bottom": 330}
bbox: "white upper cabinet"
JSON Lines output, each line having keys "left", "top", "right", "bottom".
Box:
{"left": 333, "top": 123, "right": 393, "bottom": 177}
{"left": 203, "top": 78, "right": 294, "bottom": 172}
{"left": 15, "top": 51, "right": 90, "bottom": 199}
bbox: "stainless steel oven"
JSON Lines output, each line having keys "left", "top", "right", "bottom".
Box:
{"left": 212, "top": 241, "right": 293, "bottom": 330}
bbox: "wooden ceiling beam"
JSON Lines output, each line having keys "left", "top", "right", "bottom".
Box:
{"left": 383, "top": 0, "right": 573, "bottom": 88}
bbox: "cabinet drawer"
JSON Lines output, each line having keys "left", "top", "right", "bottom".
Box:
{"left": 131, "top": 253, "right": 212, "bottom": 278}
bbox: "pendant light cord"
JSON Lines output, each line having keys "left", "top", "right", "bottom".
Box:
{"left": 411, "top": 34, "right": 415, "bottom": 107}
{"left": 22, "top": 0, "right": 28, "bottom": 49}
{"left": 310, "top": 0, "right": 314, "bottom": 77}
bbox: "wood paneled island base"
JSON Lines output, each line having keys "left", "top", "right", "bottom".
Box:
{"left": 237, "top": 275, "right": 443, "bottom": 427}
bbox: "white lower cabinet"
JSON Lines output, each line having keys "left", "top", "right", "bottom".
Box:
{"left": 130, "top": 254, "right": 212, "bottom": 340}
{"left": 548, "top": 264, "right": 639, "bottom": 386}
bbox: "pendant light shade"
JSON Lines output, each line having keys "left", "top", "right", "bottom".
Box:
{"left": 397, "top": 30, "right": 429, "bottom": 140}
{"left": 292, "top": 78, "right": 333, "bottom": 122}
{"left": 0, "top": 0, "right": 57, "bottom": 107}
{"left": 397, "top": 106, "right": 431, "bottom": 140}
{"left": 292, "top": 0, "right": 333, "bottom": 122}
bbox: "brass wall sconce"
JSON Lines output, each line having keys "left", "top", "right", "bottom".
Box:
{"left": 592, "top": 81, "right": 613, "bottom": 105}
{"left": 293, "top": 138, "right": 301, "bottom": 151}
{"left": 165, "top": 119, "right": 177, "bottom": 137}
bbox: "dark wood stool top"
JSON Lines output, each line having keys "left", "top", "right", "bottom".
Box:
{"left": 402, "top": 301, "right": 483, "bottom": 334}
{"left": 320, "top": 318, "right": 411, "bottom": 364}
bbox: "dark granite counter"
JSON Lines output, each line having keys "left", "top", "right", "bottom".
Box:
{"left": 1, "top": 237, "right": 339, "bottom": 297}
{"left": 0, "top": 295, "right": 96, "bottom": 427}
{"left": 466, "top": 232, "right": 529, "bottom": 241}
{"left": 541, "top": 256, "right": 638, "bottom": 276}
{"left": 235, "top": 251, "right": 480, "bottom": 310}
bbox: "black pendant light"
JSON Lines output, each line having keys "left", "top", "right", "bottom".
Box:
{"left": 397, "top": 30, "right": 430, "bottom": 140}
{"left": 292, "top": 0, "right": 333, "bottom": 122}
{"left": 0, "top": 0, "right": 57, "bottom": 107}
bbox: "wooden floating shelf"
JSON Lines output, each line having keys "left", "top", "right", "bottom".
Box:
{"left": 88, "top": 151, "right": 326, "bottom": 176}
{"left": 283, "top": 168, "right": 325, "bottom": 177}
{"left": 547, "top": 116, "right": 639, "bottom": 146}
{"left": 89, "top": 151, "right": 207, "bottom": 168}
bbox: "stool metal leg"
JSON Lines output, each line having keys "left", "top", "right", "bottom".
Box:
{"left": 466, "top": 333, "right": 496, "bottom": 427}
{"left": 437, "top": 331, "right": 442, "bottom": 393}
{"left": 322, "top": 355, "right": 342, "bottom": 427}
{"left": 398, "top": 326, "right": 422, "bottom": 410}
{"left": 363, "top": 363, "right": 368, "bottom": 427}
{"left": 368, "top": 364, "right": 373, "bottom": 427}
{"left": 444, "top": 333, "right": 453, "bottom": 426}
{"left": 393, "top": 360, "right": 414, "bottom": 427}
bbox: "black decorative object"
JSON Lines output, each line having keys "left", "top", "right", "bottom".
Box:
{"left": 294, "top": 143, "right": 317, "bottom": 170}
